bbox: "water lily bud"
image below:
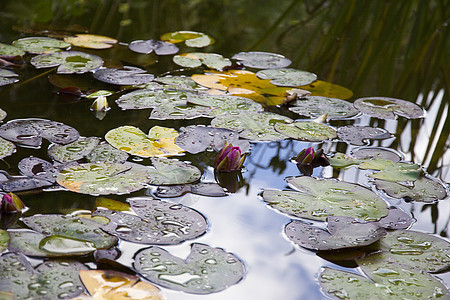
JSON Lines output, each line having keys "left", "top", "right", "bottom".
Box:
{"left": 1, "top": 193, "right": 25, "bottom": 212}
{"left": 214, "top": 142, "right": 246, "bottom": 172}
{"left": 91, "top": 96, "right": 110, "bottom": 112}
{"left": 295, "top": 147, "right": 330, "bottom": 176}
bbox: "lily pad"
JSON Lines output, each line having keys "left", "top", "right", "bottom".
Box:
{"left": 285, "top": 216, "right": 386, "bottom": 251}
{"left": 12, "top": 37, "right": 71, "bottom": 54}
{"left": 135, "top": 243, "right": 245, "bottom": 294}
{"left": 187, "top": 94, "right": 263, "bottom": 116}
{"left": 173, "top": 53, "right": 231, "bottom": 70}
{"left": 161, "top": 31, "right": 215, "bottom": 48}
{"left": 298, "top": 80, "right": 353, "bottom": 99}
{"left": 129, "top": 39, "right": 179, "bottom": 55}
{"left": 79, "top": 270, "right": 164, "bottom": 299}
{"left": 211, "top": 111, "right": 292, "bottom": 141}
{"left": 155, "top": 75, "right": 197, "bottom": 89}
{"left": 56, "top": 162, "right": 153, "bottom": 195}
{"left": 116, "top": 88, "right": 191, "bottom": 110}
{"left": 319, "top": 264, "right": 449, "bottom": 300}
{"left": 0, "top": 69, "right": 19, "bottom": 86}
{"left": 18, "top": 156, "right": 56, "bottom": 183}
{"left": 93, "top": 66, "right": 155, "bottom": 85}
{"left": 374, "top": 177, "right": 447, "bottom": 202}
{"left": 30, "top": 51, "right": 103, "bottom": 74}
{"left": 232, "top": 51, "right": 291, "bottom": 69}
{"left": 150, "top": 102, "right": 212, "bottom": 120}
{"left": 256, "top": 68, "right": 317, "bottom": 86}
{"left": 86, "top": 143, "right": 129, "bottom": 163}
{"left": 356, "top": 229, "right": 450, "bottom": 273}
{"left": 94, "top": 196, "right": 207, "bottom": 245}
{"left": 274, "top": 121, "right": 337, "bottom": 142}
{"left": 337, "top": 125, "right": 391, "bottom": 145}
{"left": 329, "top": 153, "right": 364, "bottom": 169}
{"left": 105, "top": 125, "right": 184, "bottom": 158}
{"left": 48, "top": 136, "right": 101, "bottom": 163}
{"left": 354, "top": 97, "right": 425, "bottom": 119}
{"left": 289, "top": 96, "right": 359, "bottom": 119}
{"left": 0, "top": 175, "right": 54, "bottom": 192}
{"left": 376, "top": 206, "right": 413, "bottom": 230}
{"left": 175, "top": 125, "right": 251, "bottom": 154}
{"left": 0, "top": 252, "right": 87, "bottom": 299}
{"left": 263, "top": 176, "right": 389, "bottom": 221}
{"left": 155, "top": 182, "right": 227, "bottom": 198}
{"left": 0, "top": 136, "right": 15, "bottom": 159}
{"left": 64, "top": 34, "right": 118, "bottom": 49}
{"left": 147, "top": 157, "right": 201, "bottom": 185}
{"left": 360, "top": 160, "right": 421, "bottom": 182}
{"left": 0, "top": 109, "right": 6, "bottom": 122}
{"left": 0, "top": 118, "right": 80, "bottom": 147}
{"left": 0, "top": 229, "right": 8, "bottom": 252}
{"left": 352, "top": 147, "right": 403, "bottom": 162}
{"left": 0, "top": 43, "right": 25, "bottom": 56}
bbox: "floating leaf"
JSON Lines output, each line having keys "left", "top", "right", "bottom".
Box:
{"left": 0, "top": 69, "right": 19, "bottom": 86}
{"left": 0, "top": 137, "right": 15, "bottom": 159}
{"left": 30, "top": 51, "right": 103, "bottom": 74}
{"left": 56, "top": 162, "right": 153, "bottom": 195}
{"left": 86, "top": 143, "right": 129, "bottom": 163}
{"left": 105, "top": 125, "right": 184, "bottom": 158}
{"left": 150, "top": 102, "right": 212, "bottom": 120}
{"left": 211, "top": 111, "right": 292, "bottom": 141}
{"left": 298, "top": 80, "right": 353, "bottom": 99}
{"left": 173, "top": 53, "right": 231, "bottom": 70}
{"left": 376, "top": 207, "right": 413, "bottom": 230}
{"left": 263, "top": 176, "right": 389, "bottom": 221}
{"left": 285, "top": 216, "right": 386, "bottom": 251}
{"left": 374, "top": 177, "right": 447, "bottom": 202}
{"left": 135, "top": 243, "right": 245, "bottom": 294}
{"left": 95, "top": 197, "right": 131, "bottom": 211}
{"left": 161, "top": 31, "right": 215, "bottom": 47}
{"left": 187, "top": 94, "right": 263, "bottom": 116}
{"left": 94, "top": 196, "right": 207, "bottom": 245}
{"left": 354, "top": 97, "right": 425, "bottom": 119}
{"left": 357, "top": 229, "right": 450, "bottom": 273}
{"left": 337, "top": 125, "right": 391, "bottom": 145}
{"left": 116, "top": 88, "right": 191, "bottom": 110}
{"left": 12, "top": 37, "right": 70, "bottom": 54}
{"left": 155, "top": 75, "right": 197, "bottom": 89}
{"left": 0, "top": 229, "right": 8, "bottom": 252}
{"left": 93, "top": 66, "right": 154, "bottom": 85}
{"left": 361, "top": 160, "right": 421, "bottom": 182}
{"left": 289, "top": 96, "right": 359, "bottom": 119}
{"left": 232, "top": 51, "right": 291, "bottom": 69}
{"left": 18, "top": 156, "right": 56, "bottom": 183}
{"left": 48, "top": 137, "right": 101, "bottom": 163}
{"left": 0, "top": 108, "right": 6, "bottom": 122}
{"left": 352, "top": 147, "right": 402, "bottom": 162}
{"left": 0, "top": 175, "right": 54, "bottom": 192}
{"left": 329, "top": 152, "right": 364, "bottom": 169}
{"left": 147, "top": 157, "right": 201, "bottom": 185}
{"left": 175, "top": 125, "right": 250, "bottom": 154}
{"left": 64, "top": 34, "right": 118, "bottom": 49}
{"left": 129, "top": 39, "right": 179, "bottom": 55}
{"left": 256, "top": 68, "right": 317, "bottom": 86}
{"left": 319, "top": 264, "right": 449, "bottom": 300}
{"left": 0, "top": 118, "right": 80, "bottom": 147}
{"left": 155, "top": 182, "right": 227, "bottom": 198}
{"left": 274, "top": 121, "right": 337, "bottom": 141}
{"left": 79, "top": 270, "right": 164, "bottom": 299}
{"left": 0, "top": 43, "right": 25, "bottom": 56}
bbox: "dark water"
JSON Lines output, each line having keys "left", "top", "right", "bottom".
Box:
{"left": 0, "top": 1, "right": 448, "bottom": 299}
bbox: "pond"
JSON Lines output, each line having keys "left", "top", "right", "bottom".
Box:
{"left": 0, "top": 0, "right": 448, "bottom": 299}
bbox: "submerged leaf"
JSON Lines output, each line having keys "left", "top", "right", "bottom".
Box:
{"left": 30, "top": 51, "right": 103, "bottom": 74}
{"left": 12, "top": 37, "right": 70, "bottom": 54}
{"left": 354, "top": 97, "right": 425, "bottom": 119}
{"left": 64, "top": 34, "right": 118, "bottom": 49}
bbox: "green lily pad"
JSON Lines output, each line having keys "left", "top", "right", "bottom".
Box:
{"left": 147, "top": 157, "right": 201, "bottom": 185}
{"left": 161, "top": 31, "right": 215, "bottom": 48}
{"left": 0, "top": 108, "right": 6, "bottom": 122}
{"left": 116, "top": 88, "right": 190, "bottom": 110}
{"left": 354, "top": 97, "right": 425, "bottom": 120}
{"left": 0, "top": 43, "right": 25, "bottom": 56}
{"left": 256, "top": 68, "right": 317, "bottom": 87}
{"left": 64, "top": 34, "right": 117, "bottom": 49}
{"left": 12, "top": 37, "right": 71, "bottom": 54}
{"left": 150, "top": 102, "right": 212, "bottom": 120}
{"left": 263, "top": 176, "right": 389, "bottom": 221}
{"left": 30, "top": 51, "right": 103, "bottom": 74}
{"left": 285, "top": 216, "right": 386, "bottom": 251}
{"left": 86, "top": 143, "right": 129, "bottom": 163}
{"left": 352, "top": 147, "right": 402, "bottom": 162}
{"left": 105, "top": 125, "right": 184, "bottom": 157}
{"left": 356, "top": 229, "right": 450, "bottom": 273}
{"left": 232, "top": 51, "right": 292, "bottom": 69}
{"left": 0, "top": 252, "right": 87, "bottom": 299}
{"left": 155, "top": 182, "right": 227, "bottom": 198}
{"left": 337, "top": 125, "right": 391, "bottom": 145}
{"left": 173, "top": 53, "right": 231, "bottom": 70}
{"left": 56, "top": 162, "right": 153, "bottom": 195}
{"left": 319, "top": 264, "right": 449, "bottom": 300}
{"left": 211, "top": 112, "right": 292, "bottom": 141}
{"left": 0, "top": 229, "right": 9, "bottom": 252}
{"left": 289, "top": 96, "right": 359, "bottom": 119}
{"left": 93, "top": 66, "right": 155, "bottom": 85}
{"left": 329, "top": 152, "right": 364, "bottom": 168}
{"left": 375, "top": 177, "right": 447, "bottom": 202}
{"left": 129, "top": 39, "right": 179, "bottom": 55}
{"left": 0, "top": 69, "right": 19, "bottom": 86}
{"left": 155, "top": 76, "right": 197, "bottom": 89}
{"left": 48, "top": 136, "right": 101, "bottom": 163}
{"left": 93, "top": 196, "right": 208, "bottom": 245}
{"left": 0, "top": 136, "right": 15, "bottom": 159}
{"left": 274, "top": 121, "right": 337, "bottom": 142}
{"left": 135, "top": 243, "right": 245, "bottom": 294}
{"left": 187, "top": 94, "right": 263, "bottom": 116}
{"left": 361, "top": 160, "right": 421, "bottom": 182}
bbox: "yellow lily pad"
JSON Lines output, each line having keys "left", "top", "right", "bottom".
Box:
{"left": 161, "top": 30, "right": 214, "bottom": 47}
{"left": 105, "top": 125, "right": 184, "bottom": 158}
{"left": 299, "top": 80, "right": 353, "bottom": 99}
{"left": 64, "top": 34, "right": 118, "bottom": 49}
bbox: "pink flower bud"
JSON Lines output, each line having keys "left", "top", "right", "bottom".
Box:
{"left": 214, "top": 142, "right": 246, "bottom": 172}
{"left": 1, "top": 193, "right": 25, "bottom": 212}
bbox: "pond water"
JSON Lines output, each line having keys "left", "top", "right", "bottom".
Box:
{"left": 0, "top": 1, "right": 448, "bottom": 299}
